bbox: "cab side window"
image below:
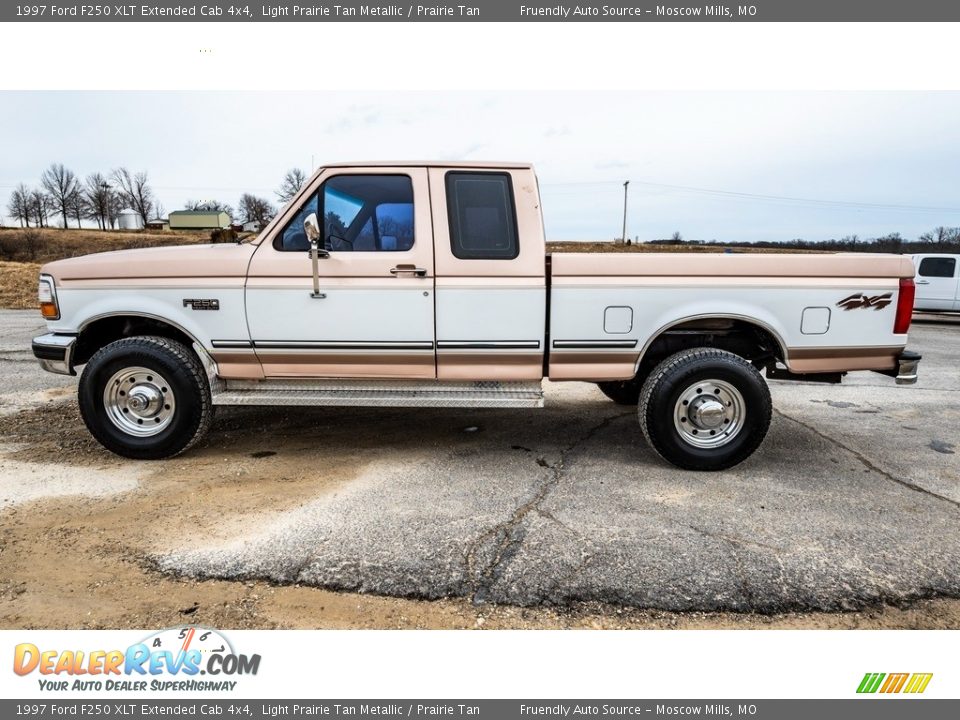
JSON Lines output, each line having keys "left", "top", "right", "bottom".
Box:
{"left": 276, "top": 174, "right": 414, "bottom": 252}
{"left": 446, "top": 172, "right": 519, "bottom": 260}
{"left": 918, "top": 257, "right": 957, "bottom": 278}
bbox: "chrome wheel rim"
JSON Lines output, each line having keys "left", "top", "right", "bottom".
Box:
{"left": 103, "top": 366, "right": 176, "bottom": 437}
{"left": 673, "top": 378, "right": 745, "bottom": 449}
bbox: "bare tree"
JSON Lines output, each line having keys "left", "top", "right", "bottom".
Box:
{"left": 919, "top": 227, "right": 960, "bottom": 245}
{"left": 40, "top": 163, "right": 81, "bottom": 228}
{"left": 67, "top": 187, "right": 87, "bottom": 229}
{"left": 6, "top": 183, "right": 32, "bottom": 227}
{"left": 83, "top": 173, "right": 113, "bottom": 229}
{"left": 276, "top": 168, "right": 307, "bottom": 203}
{"left": 238, "top": 193, "right": 276, "bottom": 228}
{"left": 111, "top": 167, "right": 156, "bottom": 226}
{"left": 107, "top": 189, "right": 125, "bottom": 229}
{"left": 29, "top": 188, "right": 53, "bottom": 228}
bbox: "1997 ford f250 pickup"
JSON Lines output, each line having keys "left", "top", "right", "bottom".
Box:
{"left": 32, "top": 162, "right": 921, "bottom": 470}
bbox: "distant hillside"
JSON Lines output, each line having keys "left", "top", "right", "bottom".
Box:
{"left": 0, "top": 227, "right": 215, "bottom": 264}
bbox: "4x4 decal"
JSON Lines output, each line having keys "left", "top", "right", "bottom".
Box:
{"left": 836, "top": 292, "right": 893, "bottom": 311}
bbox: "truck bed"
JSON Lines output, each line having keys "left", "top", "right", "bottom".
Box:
{"left": 546, "top": 252, "right": 914, "bottom": 380}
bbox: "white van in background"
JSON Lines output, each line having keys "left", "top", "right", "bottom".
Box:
{"left": 911, "top": 254, "right": 960, "bottom": 311}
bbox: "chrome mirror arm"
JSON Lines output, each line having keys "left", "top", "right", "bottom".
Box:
{"left": 308, "top": 238, "right": 327, "bottom": 300}
{"left": 303, "top": 212, "right": 327, "bottom": 299}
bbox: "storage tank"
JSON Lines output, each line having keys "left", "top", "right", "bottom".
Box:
{"left": 117, "top": 209, "right": 143, "bottom": 230}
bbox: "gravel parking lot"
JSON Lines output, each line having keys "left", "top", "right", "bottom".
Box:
{"left": 0, "top": 309, "right": 958, "bottom": 629}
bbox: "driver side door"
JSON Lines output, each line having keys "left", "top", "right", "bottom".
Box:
{"left": 245, "top": 168, "right": 436, "bottom": 378}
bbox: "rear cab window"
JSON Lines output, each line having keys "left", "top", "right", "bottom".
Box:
{"left": 918, "top": 257, "right": 957, "bottom": 278}
{"left": 445, "top": 172, "right": 519, "bottom": 260}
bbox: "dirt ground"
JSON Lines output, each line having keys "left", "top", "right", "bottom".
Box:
{"left": 2, "top": 399, "right": 959, "bottom": 631}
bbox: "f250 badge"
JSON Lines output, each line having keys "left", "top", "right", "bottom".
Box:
{"left": 836, "top": 292, "right": 892, "bottom": 311}
{"left": 182, "top": 299, "right": 220, "bottom": 311}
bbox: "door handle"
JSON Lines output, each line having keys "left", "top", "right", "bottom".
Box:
{"left": 916, "top": 279, "right": 931, "bottom": 284}
{"left": 390, "top": 264, "right": 428, "bottom": 277}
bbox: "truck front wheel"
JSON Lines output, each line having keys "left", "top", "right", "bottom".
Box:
{"left": 78, "top": 336, "right": 213, "bottom": 459}
{"left": 638, "top": 347, "right": 771, "bottom": 471}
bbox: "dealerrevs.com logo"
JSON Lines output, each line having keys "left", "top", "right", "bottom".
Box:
{"left": 857, "top": 672, "right": 933, "bottom": 694}
{"left": 13, "top": 627, "right": 261, "bottom": 692}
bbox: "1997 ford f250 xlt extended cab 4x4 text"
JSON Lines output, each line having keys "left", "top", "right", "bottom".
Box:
{"left": 32, "top": 162, "right": 921, "bottom": 470}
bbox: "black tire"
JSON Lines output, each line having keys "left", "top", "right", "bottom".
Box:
{"left": 78, "top": 336, "right": 213, "bottom": 459}
{"left": 638, "top": 347, "right": 771, "bottom": 471}
{"left": 597, "top": 379, "right": 642, "bottom": 405}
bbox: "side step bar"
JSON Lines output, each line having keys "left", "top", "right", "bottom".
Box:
{"left": 211, "top": 379, "right": 545, "bottom": 409}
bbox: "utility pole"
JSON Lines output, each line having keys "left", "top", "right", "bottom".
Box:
{"left": 620, "top": 180, "right": 630, "bottom": 244}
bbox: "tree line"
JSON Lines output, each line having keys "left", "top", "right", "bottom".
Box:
{"left": 647, "top": 228, "right": 960, "bottom": 254}
{"left": 5, "top": 164, "right": 310, "bottom": 231}
{"left": 6, "top": 165, "right": 159, "bottom": 230}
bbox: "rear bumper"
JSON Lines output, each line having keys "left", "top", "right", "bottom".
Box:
{"left": 32, "top": 333, "right": 77, "bottom": 376}
{"left": 873, "top": 349, "right": 921, "bottom": 385}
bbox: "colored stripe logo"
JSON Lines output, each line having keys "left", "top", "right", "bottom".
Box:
{"left": 857, "top": 672, "right": 933, "bottom": 694}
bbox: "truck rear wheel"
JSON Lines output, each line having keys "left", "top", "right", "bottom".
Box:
{"left": 638, "top": 347, "right": 771, "bottom": 471}
{"left": 78, "top": 336, "right": 213, "bottom": 459}
{"left": 596, "top": 379, "right": 642, "bottom": 405}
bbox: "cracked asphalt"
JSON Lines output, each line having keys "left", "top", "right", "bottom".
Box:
{"left": 0, "top": 310, "right": 75, "bottom": 414}
{"left": 2, "top": 310, "right": 958, "bottom": 616}
{"left": 152, "top": 316, "right": 960, "bottom": 613}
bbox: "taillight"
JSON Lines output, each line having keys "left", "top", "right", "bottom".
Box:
{"left": 894, "top": 277, "right": 915, "bottom": 335}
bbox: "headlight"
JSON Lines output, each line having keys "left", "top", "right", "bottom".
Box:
{"left": 38, "top": 274, "right": 60, "bottom": 320}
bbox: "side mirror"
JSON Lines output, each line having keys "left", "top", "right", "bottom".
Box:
{"left": 303, "top": 212, "right": 329, "bottom": 259}
{"left": 303, "top": 212, "right": 321, "bottom": 244}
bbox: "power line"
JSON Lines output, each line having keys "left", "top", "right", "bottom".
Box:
{"left": 540, "top": 179, "right": 960, "bottom": 214}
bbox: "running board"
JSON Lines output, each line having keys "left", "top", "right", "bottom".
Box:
{"left": 211, "top": 379, "right": 544, "bottom": 409}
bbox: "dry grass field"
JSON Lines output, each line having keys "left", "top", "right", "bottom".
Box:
{"left": 0, "top": 261, "right": 41, "bottom": 309}
{"left": 0, "top": 226, "right": 211, "bottom": 265}
{"left": 0, "top": 227, "right": 215, "bottom": 309}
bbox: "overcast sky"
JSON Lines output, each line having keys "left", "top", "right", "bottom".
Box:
{"left": 2, "top": 91, "right": 959, "bottom": 242}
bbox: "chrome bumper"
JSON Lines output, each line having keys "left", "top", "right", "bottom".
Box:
{"left": 32, "top": 333, "right": 77, "bottom": 376}
{"left": 894, "top": 350, "right": 921, "bottom": 385}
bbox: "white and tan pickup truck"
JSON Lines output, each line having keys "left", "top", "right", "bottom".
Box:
{"left": 32, "top": 161, "right": 921, "bottom": 470}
